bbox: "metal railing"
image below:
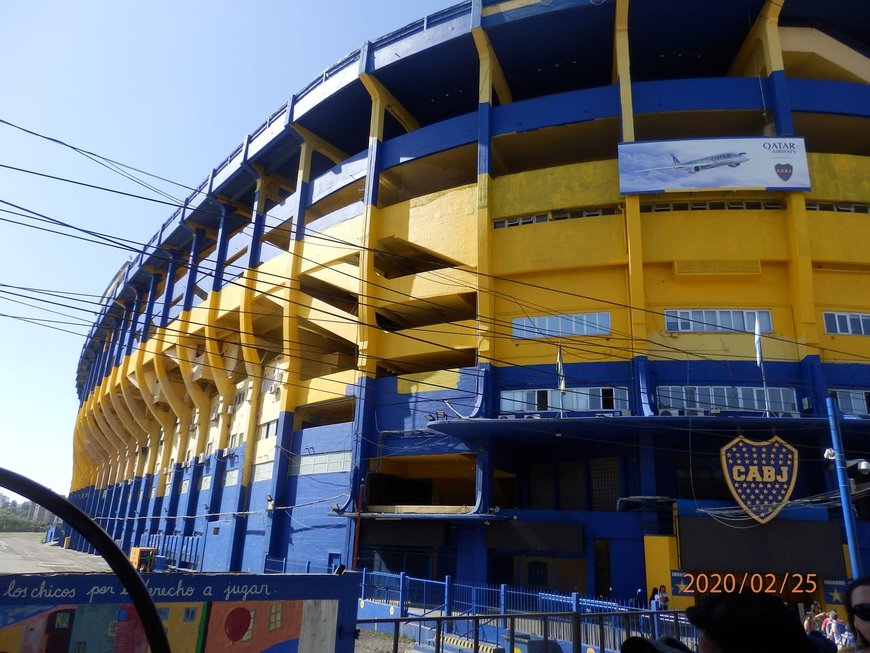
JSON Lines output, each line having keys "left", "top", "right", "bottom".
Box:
{"left": 358, "top": 609, "right": 696, "bottom": 653}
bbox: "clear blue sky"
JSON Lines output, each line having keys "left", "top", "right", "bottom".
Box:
{"left": 0, "top": 1, "right": 454, "bottom": 497}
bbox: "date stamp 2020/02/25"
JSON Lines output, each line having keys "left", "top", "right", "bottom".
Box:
{"left": 680, "top": 572, "right": 818, "bottom": 594}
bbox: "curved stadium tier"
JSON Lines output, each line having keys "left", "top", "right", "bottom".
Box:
{"left": 71, "top": 0, "right": 870, "bottom": 597}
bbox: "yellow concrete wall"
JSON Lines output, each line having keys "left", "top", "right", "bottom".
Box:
{"left": 643, "top": 535, "right": 693, "bottom": 611}
{"left": 491, "top": 160, "right": 620, "bottom": 218}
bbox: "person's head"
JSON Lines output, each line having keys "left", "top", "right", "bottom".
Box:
{"left": 846, "top": 575, "right": 870, "bottom": 648}
{"left": 686, "top": 592, "right": 815, "bottom": 653}
{"left": 660, "top": 585, "right": 667, "bottom": 594}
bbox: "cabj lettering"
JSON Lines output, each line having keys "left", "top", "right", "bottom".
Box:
{"left": 731, "top": 465, "right": 788, "bottom": 482}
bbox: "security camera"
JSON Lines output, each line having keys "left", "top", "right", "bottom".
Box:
{"left": 858, "top": 460, "right": 870, "bottom": 474}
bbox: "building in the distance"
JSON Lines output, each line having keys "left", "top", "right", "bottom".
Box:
{"left": 70, "top": 0, "right": 869, "bottom": 602}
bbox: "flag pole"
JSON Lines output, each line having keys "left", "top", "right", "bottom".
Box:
{"left": 755, "top": 314, "right": 772, "bottom": 417}
{"left": 557, "top": 344, "right": 566, "bottom": 418}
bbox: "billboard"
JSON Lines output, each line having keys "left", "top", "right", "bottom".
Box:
{"left": 618, "top": 137, "right": 811, "bottom": 194}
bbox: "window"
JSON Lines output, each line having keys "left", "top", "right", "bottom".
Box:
{"left": 158, "top": 607, "right": 170, "bottom": 620}
{"left": 500, "top": 387, "right": 628, "bottom": 413}
{"left": 259, "top": 420, "right": 279, "bottom": 440}
{"left": 664, "top": 309, "right": 771, "bottom": 333}
{"left": 512, "top": 312, "right": 611, "bottom": 339}
{"left": 183, "top": 607, "right": 197, "bottom": 622}
{"left": 834, "top": 390, "right": 870, "bottom": 416}
{"left": 269, "top": 603, "right": 282, "bottom": 631}
{"left": 824, "top": 311, "right": 870, "bottom": 336}
{"left": 589, "top": 457, "right": 621, "bottom": 511}
{"left": 657, "top": 385, "right": 798, "bottom": 414}
{"left": 289, "top": 451, "right": 352, "bottom": 476}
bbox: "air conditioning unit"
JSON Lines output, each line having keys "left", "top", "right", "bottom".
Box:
{"left": 210, "top": 410, "right": 220, "bottom": 423}
{"left": 227, "top": 404, "right": 235, "bottom": 415}
{"left": 269, "top": 383, "right": 281, "bottom": 395}
{"left": 497, "top": 414, "right": 517, "bottom": 420}
{"left": 524, "top": 414, "right": 542, "bottom": 419}
{"left": 657, "top": 409, "right": 681, "bottom": 416}
{"left": 197, "top": 453, "right": 205, "bottom": 464}
{"left": 219, "top": 448, "right": 228, "bottom": 458}
{"left": 188, "top": 423, "right": 197, "bottom": 432}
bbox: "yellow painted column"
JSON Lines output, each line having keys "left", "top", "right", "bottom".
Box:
{"left": 153, "top": 352, "right": 192, "bottom": 464}
{"left": 785, "top": 193, "right": 819, "bottom": 355}
{"left": 204, "top": 295, "right": 235, "bottom": 450}
{"left": 356, "top": 83, "right": 386, "bottom": 379}
{"left": 473, "top": 30, "right": 497, "bottom": 363}
{"left": 238, "top": 172, "right": 270, "bottom": 489}
{"left": 615, "top": 0, "right": 648, "bottom": 352}
{"left": 174, "top": 327, "right": 212, "bottom": 457}
{"left": 280, "top": 143, "right": 312, "bottom": 418}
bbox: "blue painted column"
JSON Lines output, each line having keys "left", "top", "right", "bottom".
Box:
{"left": 141, "top": 273, "right": 162, "bottom": 343}
{"left": 183, "top": 230, "right": 207, "bottom": 312}
{"left": 211, "top": 206, "right": 233, "bottom": 292}
{"left": 767, "top": 71, "right": 794, "bottom": 136}
{"left": 158, "top": 251, "right": 181, "bottom": 329}
{"left": 827, "top": 397, "right": 862, "bottom": 578}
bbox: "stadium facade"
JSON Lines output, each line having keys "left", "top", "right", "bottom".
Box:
{"left": 70, "top": 0, "right": 870, "bottom": 603}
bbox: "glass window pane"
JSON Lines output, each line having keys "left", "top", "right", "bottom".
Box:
{"left": 598, "top": 313, "right": 611, "bottom": 334}
{"left": 758, "top": 311, "right": 772, "bottom": 332}
{"left": 704, "top": 311, "right": 717, "bottom": 331}
{"left": 733, "top": 312, "right": 745, "bottom": 332}
{"left": 850, "top": 315, "right": 863, "bottom": 334}
{"left": 862, "top": 316, "right": 870, "bottom": 336}
{"left": 824, "top": 313, "right": 838, "bottom": 334}
{"left": 697, "top": 387, "right": 712, "bottom": 409}
{"left": 615, "top": 388, "right": 629, "bottom": 411}
{"left": 691, "top": 311, "right": 704, "bottom": 330}
{"left": 679, "top": 311, "right": 692, "bottom": 331}
{"left": 665, "top": 310, "right": 679, "bottom": 332}
{"left": 588, "top": 387, "right": 602, "bottom": 410}
{"left": 726, "top": 387, "right": 739, "bottom": 409}
{"left": 712, "top": 387, "right": 726, "bottom": 411}
{"left": 838, "top": 314, "right": 850, "bottom": 332}
{"left": 719, "top": 311, "right": 733, "bottom": 331}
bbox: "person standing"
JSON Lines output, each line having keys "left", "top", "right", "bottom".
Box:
{"left": 649, "top": 587, "right": 660, "bottom": 611}
{"left": 658, "top": 585, "right": 670, "bottom": 611}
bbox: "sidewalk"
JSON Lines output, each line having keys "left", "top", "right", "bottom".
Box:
{"left": 0, "top": 532, "right": 111, "bottom": 574}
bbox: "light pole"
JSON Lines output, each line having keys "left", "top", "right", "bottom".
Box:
{"left": 826, "top": 396, "right": 863, "bottom": 579}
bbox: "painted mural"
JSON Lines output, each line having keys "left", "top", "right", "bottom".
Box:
{"left": 0, "top": 573, "right": 357, "bottom": 653}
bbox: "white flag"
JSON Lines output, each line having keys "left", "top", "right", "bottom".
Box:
{"left": 556, "top": 346, "right": 566, "bottom": 394}
{"left": 754, "top": 314, "right": 763, "bottom": 368}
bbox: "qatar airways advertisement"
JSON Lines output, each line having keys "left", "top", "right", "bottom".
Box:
{"left": 618, "top": 137, "right": 811, "bottom": 194}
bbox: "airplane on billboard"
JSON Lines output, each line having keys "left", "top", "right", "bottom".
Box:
{"left": 636, "top": 151, "right": 750, "bottom": 174}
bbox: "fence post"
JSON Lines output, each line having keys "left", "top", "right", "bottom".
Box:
{"left": 500, "top": 584, "right": 507, "bottom": 615}
{"left": 598, "top": 614, "right": 605, "bottom": 653}
{"left": 444, "top": 575, "right": 453, "bottom": 634}
{"left": 361, "top": 568, "right": 367, "bottom": 600}
{"left": 399, "top": 572, "right": 408, "bottom": 617}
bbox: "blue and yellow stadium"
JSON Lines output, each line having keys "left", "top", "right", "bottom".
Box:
{"left": 69, "top": 0, "right": 870, "bottom": 603}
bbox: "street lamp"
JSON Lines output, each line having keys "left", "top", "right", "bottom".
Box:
{"left": 826, "top": 396, "right": 863, "bottom": 579}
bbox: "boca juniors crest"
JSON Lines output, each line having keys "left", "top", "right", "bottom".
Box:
{"left": 720, "top": 435, "right": 798, "bottom": 524}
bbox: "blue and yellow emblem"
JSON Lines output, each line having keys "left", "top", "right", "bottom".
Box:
{"left": 720, "top": 435, "right": 798, "bottom": 524}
